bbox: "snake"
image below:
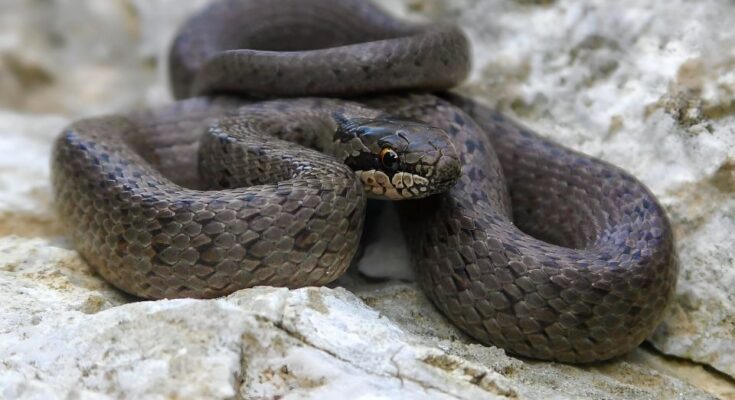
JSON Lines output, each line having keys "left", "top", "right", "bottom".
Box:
{"left": 51, "top": 0, "right": 677, "bottom": 363}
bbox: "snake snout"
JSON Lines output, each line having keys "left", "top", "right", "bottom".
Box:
{"left": 433, "top": 152, "right": 462, "bottom": 191}
{"left": 396, "top": 126, "right": 462, "bottom": 199}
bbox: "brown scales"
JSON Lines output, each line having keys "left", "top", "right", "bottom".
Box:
{"left": 51, "top": 0, "right": 676, "bottom": 363}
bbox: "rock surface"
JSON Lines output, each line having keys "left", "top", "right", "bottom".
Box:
{"left": 0, "top": 236, "right": 724, "bottom": 399}
{"left": 0, "top": 0, "right": 734, "bottom": 399}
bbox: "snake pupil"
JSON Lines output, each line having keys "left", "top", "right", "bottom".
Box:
{"left": 380, "top": 148, "right": 400, "bottom": 172}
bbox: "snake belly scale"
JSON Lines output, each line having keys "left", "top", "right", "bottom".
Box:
{"left": 51, "top": 0, "right": 677, "bottom": 363}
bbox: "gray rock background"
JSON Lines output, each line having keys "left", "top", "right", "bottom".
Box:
{"left": 0, "top": 0, "right": 733, "bottom": 398}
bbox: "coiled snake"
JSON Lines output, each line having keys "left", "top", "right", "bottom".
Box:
{"left": 51, "top": 0, "right": 677, "bottom": 363}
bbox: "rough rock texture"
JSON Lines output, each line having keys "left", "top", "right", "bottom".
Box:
{"left": 0, "top": 237, "right": 724, "bottom": 399}
{"left": 0, "top": 0, "right": 734, "bottom": 399}
{"left": 0, "top": 237, "right": 512, "bottom": 399}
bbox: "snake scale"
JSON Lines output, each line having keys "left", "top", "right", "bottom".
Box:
{"left": 51, "top": 0, "right": 677, "bottom": 363}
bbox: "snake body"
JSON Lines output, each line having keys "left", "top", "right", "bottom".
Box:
{"left": 51, "top": 0, "right": 677, "bottom": 363}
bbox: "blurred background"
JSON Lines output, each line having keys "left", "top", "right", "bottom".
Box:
{"left": 0, "top": 0, "right": 211, "bottom": 115}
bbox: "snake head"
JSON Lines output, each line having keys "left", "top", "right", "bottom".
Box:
{"left": 334, "top": 113, "right": 461, "bottom": 200}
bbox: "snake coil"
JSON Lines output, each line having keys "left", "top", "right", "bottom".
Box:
{"left": 52, "top": 0, "right": 676, "bottom": 363}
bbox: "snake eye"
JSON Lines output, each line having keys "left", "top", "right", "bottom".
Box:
{"left": 379, "top": 148, "right": 400, "bottom": 172}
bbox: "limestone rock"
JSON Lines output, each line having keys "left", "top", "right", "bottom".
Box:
{"left": 0, "top": 234, "right": 721, "bottom": 399}
{"left": 0, "top": 112, "right": 67, "bottom": 237}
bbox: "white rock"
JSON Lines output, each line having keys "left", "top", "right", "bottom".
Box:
{"left": 0, "top": 112, "right": 67, "bottom": 236}
{"left": 0, "top": 234, "right": 721, "bottom": 399}
{"left": 0, "top": 236, "right": 510, "bottom": 399}
{"left": 232, "top": 287, "right": 515, "bottom": 399}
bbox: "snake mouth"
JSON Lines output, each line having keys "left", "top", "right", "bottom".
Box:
{"left": 355, "top": 149, "right": 462, "bottom": 200}
{"left": 356, "top": 169, "right": 441, "bottom": 200}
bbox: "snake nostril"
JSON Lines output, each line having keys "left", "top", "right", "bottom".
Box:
{"left": 436, "top": 155, "right": 461, "bottom": 180}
